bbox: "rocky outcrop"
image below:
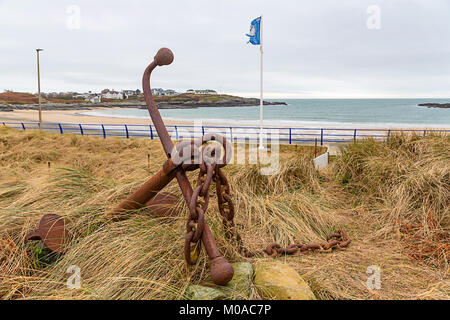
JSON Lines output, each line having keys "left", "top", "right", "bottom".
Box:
{"left": 0, "top": 106, "right": 14, "bottom": 112}
{"left": 0, "top": 95, "right": 287, "bottom": 112}
{"left": 151, "top": 98, "right": 287, "bottom": 109}
{"left": 253, "top": 261, "right": 316, "bottom": 300}
{"left": 418, "top": 103, "right": 450, "bottom": 109}
{"left": 224, "top": 262, "right": 253, "bottom": 298}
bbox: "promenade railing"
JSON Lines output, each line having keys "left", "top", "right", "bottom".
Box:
{"left": 2, "top": 121, "right": 449, "bottom": 145}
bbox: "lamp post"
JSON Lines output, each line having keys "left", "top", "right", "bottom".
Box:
{"left": 36, "top": 49, "right": 43, "bottom": 128}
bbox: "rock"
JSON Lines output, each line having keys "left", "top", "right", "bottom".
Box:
{"left": 254, "top": 261, "right": 316, "bottom": 300}
{"left": 185, "top": 285, "right": 226, "bottom": 300}
{"left": 185, "top": 262, "right": 253, "bottom": 300}
{"left": 225, "top": 262, "right": 253, "bottom": 297}
{"left": 418, "top": 103, "right": 450, "bottom": 109}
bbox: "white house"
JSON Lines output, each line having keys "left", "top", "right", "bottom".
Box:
{"left": 88, "top": 95, "right": 101, "bottom": 103}
{"left": 152, "top": 88, "right": 178, "bottom": 96}
{"left": 73, "top": 93, "right": 90, "bottom": 99}
{"left": 101, "top": 90, "right": 123, "bottom": 100}
{"left": 72, "top": 92, "right": 102, "bottom": 103}
{"left": 164, "top": 89, "right": 177, "bottom": 96}
{"left": 186, "top": 89, "right": 217, "bottom": 95}
{"left": 123, "top": 90, "right": 135, "bottom": 96}
{"left": 123, "top": 89, "right": 141, "bottom": 98}
{"left": 152, "top": 88, "right": 164, "bottom": 96}
{"left": 198, "top": 89, "right": 217, "bottom": 95}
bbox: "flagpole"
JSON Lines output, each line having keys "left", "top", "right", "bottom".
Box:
{"left": 258, "top": 14, "right": 264, "bottom": 149}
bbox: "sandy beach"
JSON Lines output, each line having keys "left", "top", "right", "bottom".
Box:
{"left": 0, "top": 108, "right": 193, "bottom": 126}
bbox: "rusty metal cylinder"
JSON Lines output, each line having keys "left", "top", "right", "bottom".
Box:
{"left": 108, "top": 167, "right": 176, "bottom": 221}
{"left": 201, "top": 223, "right": 234, "bottom": 285}
{"left": 145, "top": 192, "right": 180, "bottom": 218}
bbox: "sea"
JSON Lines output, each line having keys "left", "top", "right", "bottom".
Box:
{"left": 80, "top": 98, "right": 450, "bottom": 129}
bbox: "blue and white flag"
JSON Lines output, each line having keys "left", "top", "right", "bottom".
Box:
{"left": 246, "top": 17, "right": 261, "bottom": 45}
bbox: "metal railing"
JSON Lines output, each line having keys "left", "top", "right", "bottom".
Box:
{"left": 2, "top": 121, "right": 449, "bottom": 145}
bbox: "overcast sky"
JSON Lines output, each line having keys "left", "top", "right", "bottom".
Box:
{"left": 1, "top": 0, "right": 450, "bottom": 98}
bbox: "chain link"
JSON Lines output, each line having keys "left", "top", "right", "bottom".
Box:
{"left": 180, "top": 135, "right": 351, "bottom": 264}
{"left": 264, "top": 230, "right": 351, "bottom": 257}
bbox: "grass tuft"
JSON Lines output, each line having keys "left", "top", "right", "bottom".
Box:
{"left": 0, "top": 127, "right": 448, "bottom": 300}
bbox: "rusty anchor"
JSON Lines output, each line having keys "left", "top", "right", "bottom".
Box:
{"left": 109, "top": 48, "right": 234, "bottom": 286}
{"left": 20, "top": 51, "right": 351, "bottom": 286}
{"left": 108, "top": 48, "right": 351, "bottom": 286}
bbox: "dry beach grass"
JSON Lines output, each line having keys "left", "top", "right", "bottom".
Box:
{"left": 0, "top": 127, "right": 448, "bottom": 300}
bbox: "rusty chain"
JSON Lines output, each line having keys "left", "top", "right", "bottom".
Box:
{"left": 175, "top": 134, "right": 351, "bottom": 263}
{"left": 264, "top": 230, "right": 351, "bottom": 257}
{"left": 215, "top": 167, "right": 351, "bottom": 257}
{"left": 177, "top": 134, "right": 232, "bottom": 265}
{"left": 215, "top": 167, "right": 255, "bottom": 257}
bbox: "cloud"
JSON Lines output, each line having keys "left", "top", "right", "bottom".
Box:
{"left": 1, "top": 0, "right": 450, "bottom": 98}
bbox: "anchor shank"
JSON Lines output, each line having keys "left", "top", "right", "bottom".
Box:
{"left": 142, "top": 48, "right": 234, "bottom": 285}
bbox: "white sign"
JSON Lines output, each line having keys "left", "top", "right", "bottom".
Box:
{"left": 313, "top": 152, "right": 329, "bottom": 170}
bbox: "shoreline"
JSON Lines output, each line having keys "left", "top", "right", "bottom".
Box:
{"left": 0, "top": 108, "right": 187, "bottom": 126}
{"left": 0, "top": 108, "right": 449, "bottom": 130}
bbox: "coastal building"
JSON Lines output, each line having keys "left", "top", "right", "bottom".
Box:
{"left": 151, "top": 88, "right": 164, "bottom": 96}
{"left": 123, "top": 89, "right": 140, "bottom": 98}
{"left": 88, "top": 95, "right": 101, "bottom": 103}
{"left": 198, "top": 89, "right": 217, "bottom": 95}
{"left": 73, "top": 93, "right": 90, "bottom": 99}
{"left": 101, "top": 90, "right": 123, "bottom": 100}
{"left": 186, "top": 89, "right": 217, "bottom": 95}
{"left": 72, "top": 92, "right": 102, "bottom": 103}
{"left": 164, "top": 89, "right": 177, "bottom": 96}
{"left": 68, "top": 89, "right": 141, "bottom": 101}
{"left": 151, "top": 88, "right": 178, "bottom": 96}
